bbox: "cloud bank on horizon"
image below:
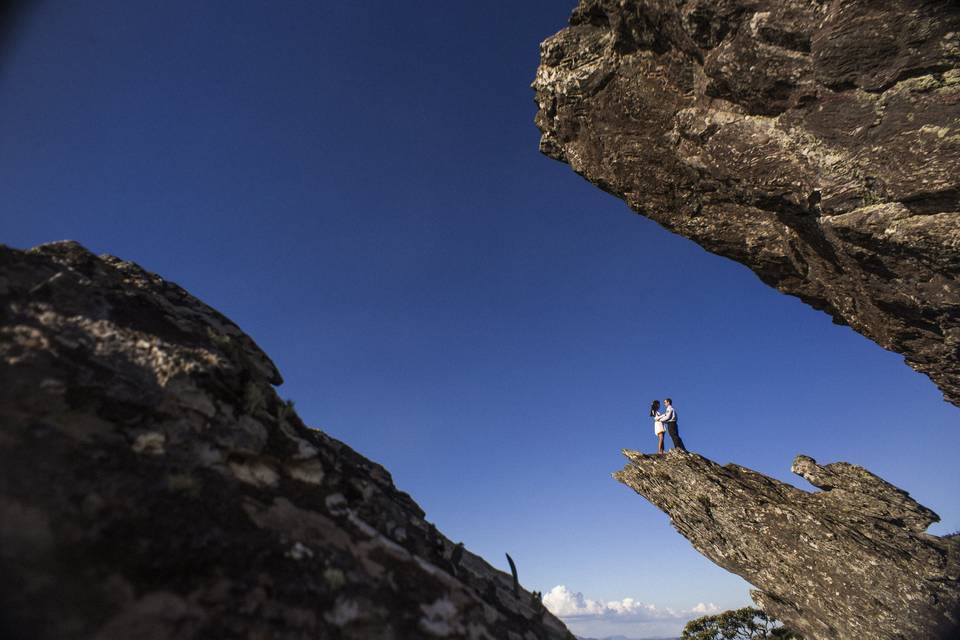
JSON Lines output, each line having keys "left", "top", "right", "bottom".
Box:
{"left": 543, "top": 584, "right": 720, "bottom": 623}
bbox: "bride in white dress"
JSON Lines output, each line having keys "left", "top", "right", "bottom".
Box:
{"left": 650, "top": 400, "right": 666, "bottom": 454}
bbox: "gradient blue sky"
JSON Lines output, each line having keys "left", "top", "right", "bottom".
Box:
{"left": 2, "top": 2, "right": 958, "bottom": 638}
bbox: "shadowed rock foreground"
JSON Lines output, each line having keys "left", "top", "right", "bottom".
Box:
{"left": 615, "top": 450, "right": 960, "bottom": 640}
{"left": 0, "top": 241, "right": 572, "bottom": 640}
{"left": 534, "top": 0, "right": 960, "bottom": 406}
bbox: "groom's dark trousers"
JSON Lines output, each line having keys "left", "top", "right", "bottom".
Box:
{"left": 666, "top": 422, "right": 686, "bottom": 451}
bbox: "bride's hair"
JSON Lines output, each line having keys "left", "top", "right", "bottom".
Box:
{"left": 649, "top": 400, "right": 660, "bottom": 416}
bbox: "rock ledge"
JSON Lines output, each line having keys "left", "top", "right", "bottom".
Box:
{"left": 614, "top": 450, "right": 960, "bottom": 640}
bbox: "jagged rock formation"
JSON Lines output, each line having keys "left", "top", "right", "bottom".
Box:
{"left": 615, "top": 450, "right": 960, "bottom": 640}
{"left": 533, "top": 0, "right": 960, "bottom": 406}
{"left": 0, "top": 241, "right": 572, "bottom": 640}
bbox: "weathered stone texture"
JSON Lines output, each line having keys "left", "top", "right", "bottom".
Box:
{"left": 615, "top": 450, "right": 960, "bottom": 640}
{"left": 0, "top": 241, "right": 572, "bottom": 640}
{"left": 534, "top": 0, "right": 960, "bottom": 406}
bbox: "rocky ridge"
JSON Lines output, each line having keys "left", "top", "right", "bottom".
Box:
{"left": 615, "top": 450, "right": 960, "bottom": 640}
{"left": 0, "top": 241, "right": 572, "bottom": 640}
{"left": 533, "top": 0, "right": 960, "bottom": 406}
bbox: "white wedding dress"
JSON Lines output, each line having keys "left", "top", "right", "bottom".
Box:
{"left": 653, "top": 411, "right": 666, "bottom": 435}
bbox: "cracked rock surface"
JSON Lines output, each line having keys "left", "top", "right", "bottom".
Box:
{"left": 615, "top": 450, "right": 960, "bottom": 640}
{"left": 0, "top": 241, "right": 572, "bottom": 640}
{"left": 534, "top": 0, "right": 960, "bottom": 406}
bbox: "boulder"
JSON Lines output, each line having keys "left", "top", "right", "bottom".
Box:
{"left": 615, "top": 450, "right": 960, "bottom": 640}
{"left": 533, "top": 0, "right": 960, "bottom": 406}
{"left": 0, "top": 241, "right": 572, "bottom": 640}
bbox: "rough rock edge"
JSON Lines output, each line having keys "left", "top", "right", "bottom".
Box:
{"left": 533, "top": 0, "right": 960, "bottom": 407}
{"left": 0, "top": 241, "right": 572, "bottom": 640}
{"left": 614, "top": 449, "right": 960, "bottom": 640}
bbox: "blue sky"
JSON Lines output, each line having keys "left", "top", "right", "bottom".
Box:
{"left": 2, "top": 2, "right": 958, "bottom": 638}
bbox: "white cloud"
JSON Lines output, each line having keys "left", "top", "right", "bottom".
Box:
{"left": 542, "top": 585, "right": 735, "bottom": 639}
{"left": 543, "top": 585, "right": 607, "bottom": 618}
{"left": 691, "top": 602, "right": 721, "bottom": 614}
{"left": 543, "top": 585, "right": 704, "bottom": 622}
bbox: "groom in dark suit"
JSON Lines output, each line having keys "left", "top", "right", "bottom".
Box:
{"left": 660, "top": 397, "right": 686, "bottom": 451}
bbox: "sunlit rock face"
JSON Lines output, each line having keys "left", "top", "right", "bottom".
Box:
{"left": 615, "top": 450, "right": 960, "bottom": 640}
{"left": 533, "top": 0, "right": 960, "bottom": 407}
{"left": 0, "top": 241, "right": 573, "bottom": 640}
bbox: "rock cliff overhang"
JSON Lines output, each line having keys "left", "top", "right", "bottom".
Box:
{"left": 615, "top": 450, "right": 960, "bottom": 640}
{"left": 534, "top": 0, "right": 960, "bottom": 406}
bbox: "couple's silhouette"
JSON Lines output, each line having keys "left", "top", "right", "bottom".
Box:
{"left": 649, "top": 397, "right": 686, "bottom": 454}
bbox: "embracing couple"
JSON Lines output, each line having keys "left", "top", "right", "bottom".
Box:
{"left": 649, "top": 397, "right": 686, "bottom": 454}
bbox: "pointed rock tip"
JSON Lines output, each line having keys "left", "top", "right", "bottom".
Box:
{"left": 790, "top": 454, "right": 819, "bottom": 483}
